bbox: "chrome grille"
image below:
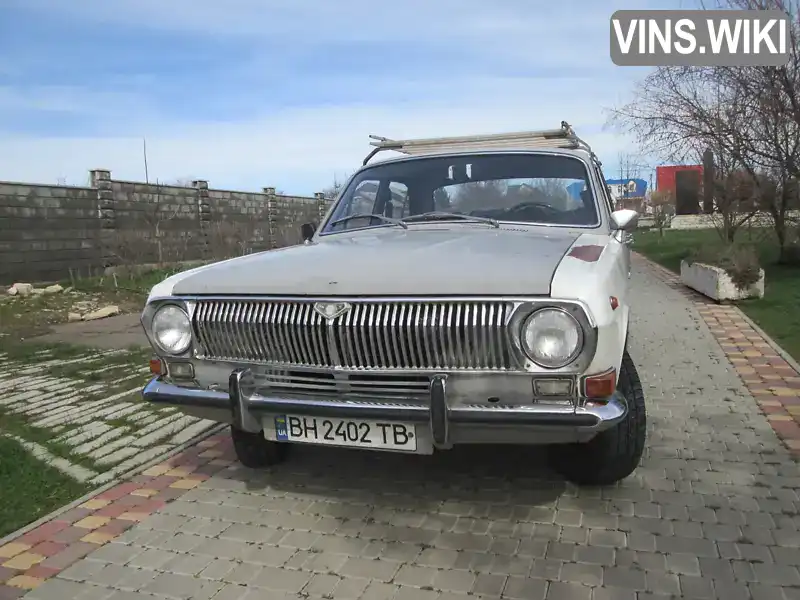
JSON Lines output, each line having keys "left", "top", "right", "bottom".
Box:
{"left": 252, "top": 369, "right": 430, "bottom": 403}
{"left": 192, "top": 299, "right": 513, "bottom": 370}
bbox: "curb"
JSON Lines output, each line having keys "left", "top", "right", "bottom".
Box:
{"left": 0, "top": 422, "right": 225, "bottom": 547}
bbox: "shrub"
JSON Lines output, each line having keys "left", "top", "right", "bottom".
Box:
{"left": 686, "top": 244, "right": 762, "bottom": 290}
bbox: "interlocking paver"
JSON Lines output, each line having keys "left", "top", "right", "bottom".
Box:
{"left": 7, "top": 256, "right": 800, "bottom": 599}
{"left": 0, "top": 349, "right": 215, "bottom": 485}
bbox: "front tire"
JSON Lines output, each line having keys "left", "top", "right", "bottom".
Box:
{"left": 551, "top": 350, "right": 646, "bottom": 486}
{"left": 230, "top": 425, "right": 289, "bottom": 468}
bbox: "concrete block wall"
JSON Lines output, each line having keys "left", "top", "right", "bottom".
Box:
{"left": 0, "top": 182, "right": 102, "bottom": 283}
{"left": 0, "top": 170, "right": 332, "bottom": 284}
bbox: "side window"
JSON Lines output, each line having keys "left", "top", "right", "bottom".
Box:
{"left": 386, "top": 182, "right": 410, "bottom": 218}
{"left": 344, "top": 180, "right": 379, "bottom": 216}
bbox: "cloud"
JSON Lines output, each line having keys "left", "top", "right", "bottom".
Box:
{"left": 0, "top": 0, "right": 665, "bottom": 193}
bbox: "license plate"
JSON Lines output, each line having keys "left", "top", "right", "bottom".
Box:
{"left": 273, "top": 415, "right": 417, "bottom": 451}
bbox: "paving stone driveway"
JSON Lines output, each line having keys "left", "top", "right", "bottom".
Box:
{"left": 0, "top": 349, "right": 214, "bottom": 486}
{"left": 13, "top": 257, "right": 800, "bottom": 600}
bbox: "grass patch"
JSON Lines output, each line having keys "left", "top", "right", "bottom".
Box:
{"left": 104, "top": 416, "right": 148, "bottom": 432}
{"left": 69, "top": 264, "right": 197, "bottom": 303}
{"left": 634, "top": 228, "right": 800, "bottom": 362}
{"left": 0, "top": 344, "right": 152, "bottom": 475}
{"left": 0, "top": 435, "right": 90, "bottom": 538}
{"left": 0, "top": 407, "right": 107, "bottom": 474}
{"left": 0, "top": 340, "right": 90, "bottom": 362}
{"left": 43, "top": 348, "right": 151, "bottom": 382}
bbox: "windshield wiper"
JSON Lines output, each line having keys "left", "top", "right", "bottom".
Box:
{"left": 329, "top": 213, "right": 408, "bottom": 229}
{"left": 401, "top": 211, "right": 500, "bottom": 228}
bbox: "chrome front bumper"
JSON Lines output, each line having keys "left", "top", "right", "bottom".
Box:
{"left": 142, "top": 370, "right": 628, "bottom": 450}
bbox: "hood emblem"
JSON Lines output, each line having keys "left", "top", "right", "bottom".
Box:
{"left": 313, "top": 301, "right": 351, "bottom": 321}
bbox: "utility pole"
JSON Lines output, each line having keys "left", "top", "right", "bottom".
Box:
{"left": 143, "top": 138, "right": 150, "bottom": 184}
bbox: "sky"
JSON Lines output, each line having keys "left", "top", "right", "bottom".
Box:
{"left": 0, "top": 0, "right": 685, "bottom": 196}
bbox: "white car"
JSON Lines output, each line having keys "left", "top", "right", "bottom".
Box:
{"left": 141, "top": 122, "right": 645, "bottom": 486}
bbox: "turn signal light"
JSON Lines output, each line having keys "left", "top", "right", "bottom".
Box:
{"left": 533, "top": 378, "right": 573, "bottom": 396}
{"left": 167, "top": 361, "right": 195, "bottom": 380}
{"left": 583, "top": 369, "right": 617, "bottom": 399}
{"left": 149, "top": 358, "right": 164, "bottom": 375}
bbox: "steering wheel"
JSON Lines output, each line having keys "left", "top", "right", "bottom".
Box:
{"left": 502, "top": 201, "right": 562, "bottom": 217}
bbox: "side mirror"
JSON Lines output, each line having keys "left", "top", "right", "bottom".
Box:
{"left": 301, "top": 222, "right": 316, "bottom": 242}
{"left": 609, "top": 209, "right": 639, "bottom": 232}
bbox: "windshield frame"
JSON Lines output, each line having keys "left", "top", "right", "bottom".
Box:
{"left": 317, "top": 150, "right": 608, "bottom": 238}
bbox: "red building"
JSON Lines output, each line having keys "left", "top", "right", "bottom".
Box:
{"left": 656, "top": 164, "right": 703, "bottom": 194}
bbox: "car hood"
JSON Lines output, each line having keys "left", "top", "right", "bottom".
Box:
{"left": 168, "top": 227, "right": 588, "bottom": 297}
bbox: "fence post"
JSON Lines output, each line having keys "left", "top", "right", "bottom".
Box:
{"left": 90, "top": 169, "right": 114, "bottom": 271}
{"left": 193, "top": 180, "right": 210, "bottom": 258}
{"left": 263, "top": 187, "right": 278, "bottom": 249}
{"left": 314, "top": 192, "right": 327, "bottom": 225}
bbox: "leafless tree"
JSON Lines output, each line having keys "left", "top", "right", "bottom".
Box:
{"left": 609, "top": 0, "right": 800, "bottom": 262}
{"left": 649, "top": 189, "right": 675, "bottom": 238}
{"left": 322, "top": 173, "right": 352, "bottom": 200}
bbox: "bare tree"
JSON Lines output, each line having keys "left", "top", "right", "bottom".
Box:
{"left": 705, "top": 0, "right": 800, "bottom": 260}
{"left": 609, "top": 63, "right": 763, "bottom": 242}
{"left": 610, "top": 0, "right": 800, "bottom": 262}
{"left": 322, "top": 173, "right": 352, "bottom": 200}
{"left": 649, "top": 189, "right": 675, "bottom": 238}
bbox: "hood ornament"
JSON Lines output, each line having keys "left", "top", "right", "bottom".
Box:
{"left": 313, "top": 301, "right": 351, "bottom": 321}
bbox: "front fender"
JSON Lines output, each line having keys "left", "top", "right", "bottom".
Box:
{"left": 550, "top": 234, "right": 629, "bottom": 378}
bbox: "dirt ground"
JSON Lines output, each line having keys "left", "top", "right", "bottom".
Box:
{"left": 27, "top": 313, "right": 149, "bottom": 349}
{"left": 1, "top": 269, "right": 171, "bottom": 351}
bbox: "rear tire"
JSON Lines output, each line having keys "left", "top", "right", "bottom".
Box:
{"left": 551, "top": 350, "right": 646, "bottom": 486}
{"left": 230, "top": 425, "right": 289, "bottom": 468}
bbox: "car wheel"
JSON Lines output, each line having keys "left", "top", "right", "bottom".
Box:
{"left": 551, "top": 350, "right": 646, "bottom": 486}
{"left": 230, "top": 425, "right": 289, "bottom": 468}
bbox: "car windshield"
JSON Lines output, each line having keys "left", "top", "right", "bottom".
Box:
{"left": 322, "top": 153, "right": 600, "bottom": 234}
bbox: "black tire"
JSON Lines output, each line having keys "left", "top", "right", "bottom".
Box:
{"left": 230, "top": 425, "right": 289, "bottom": 469}
{"left": 551, "top": 350, "right": 646, "bottom": 486}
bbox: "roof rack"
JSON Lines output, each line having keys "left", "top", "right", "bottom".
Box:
{"left": 362, "top": 121, "right": 596, "bottom": 165}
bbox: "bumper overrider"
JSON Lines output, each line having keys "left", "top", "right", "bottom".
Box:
{"left": 142, "top": 369, "right": 629, "bottom": 451}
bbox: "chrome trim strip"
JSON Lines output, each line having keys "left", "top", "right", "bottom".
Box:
{"left": 142, "top": 377, "right": 628, "bottom": 432}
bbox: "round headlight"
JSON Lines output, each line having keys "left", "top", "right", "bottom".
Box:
{"left": 521, "top": 308, "right": 583, "bottom": 368}
{"left": 151, "top": 304, "right": 192, "bottom": 355}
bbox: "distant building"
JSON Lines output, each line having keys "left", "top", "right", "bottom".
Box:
{"left": 655, "top": 165, "right": 704, "bottom": 215}
{"left": 655, "top": 165, "right": 703, "bottom": 194}
{"left": 605, "top": 178, "right": 647, "bottom": 202}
